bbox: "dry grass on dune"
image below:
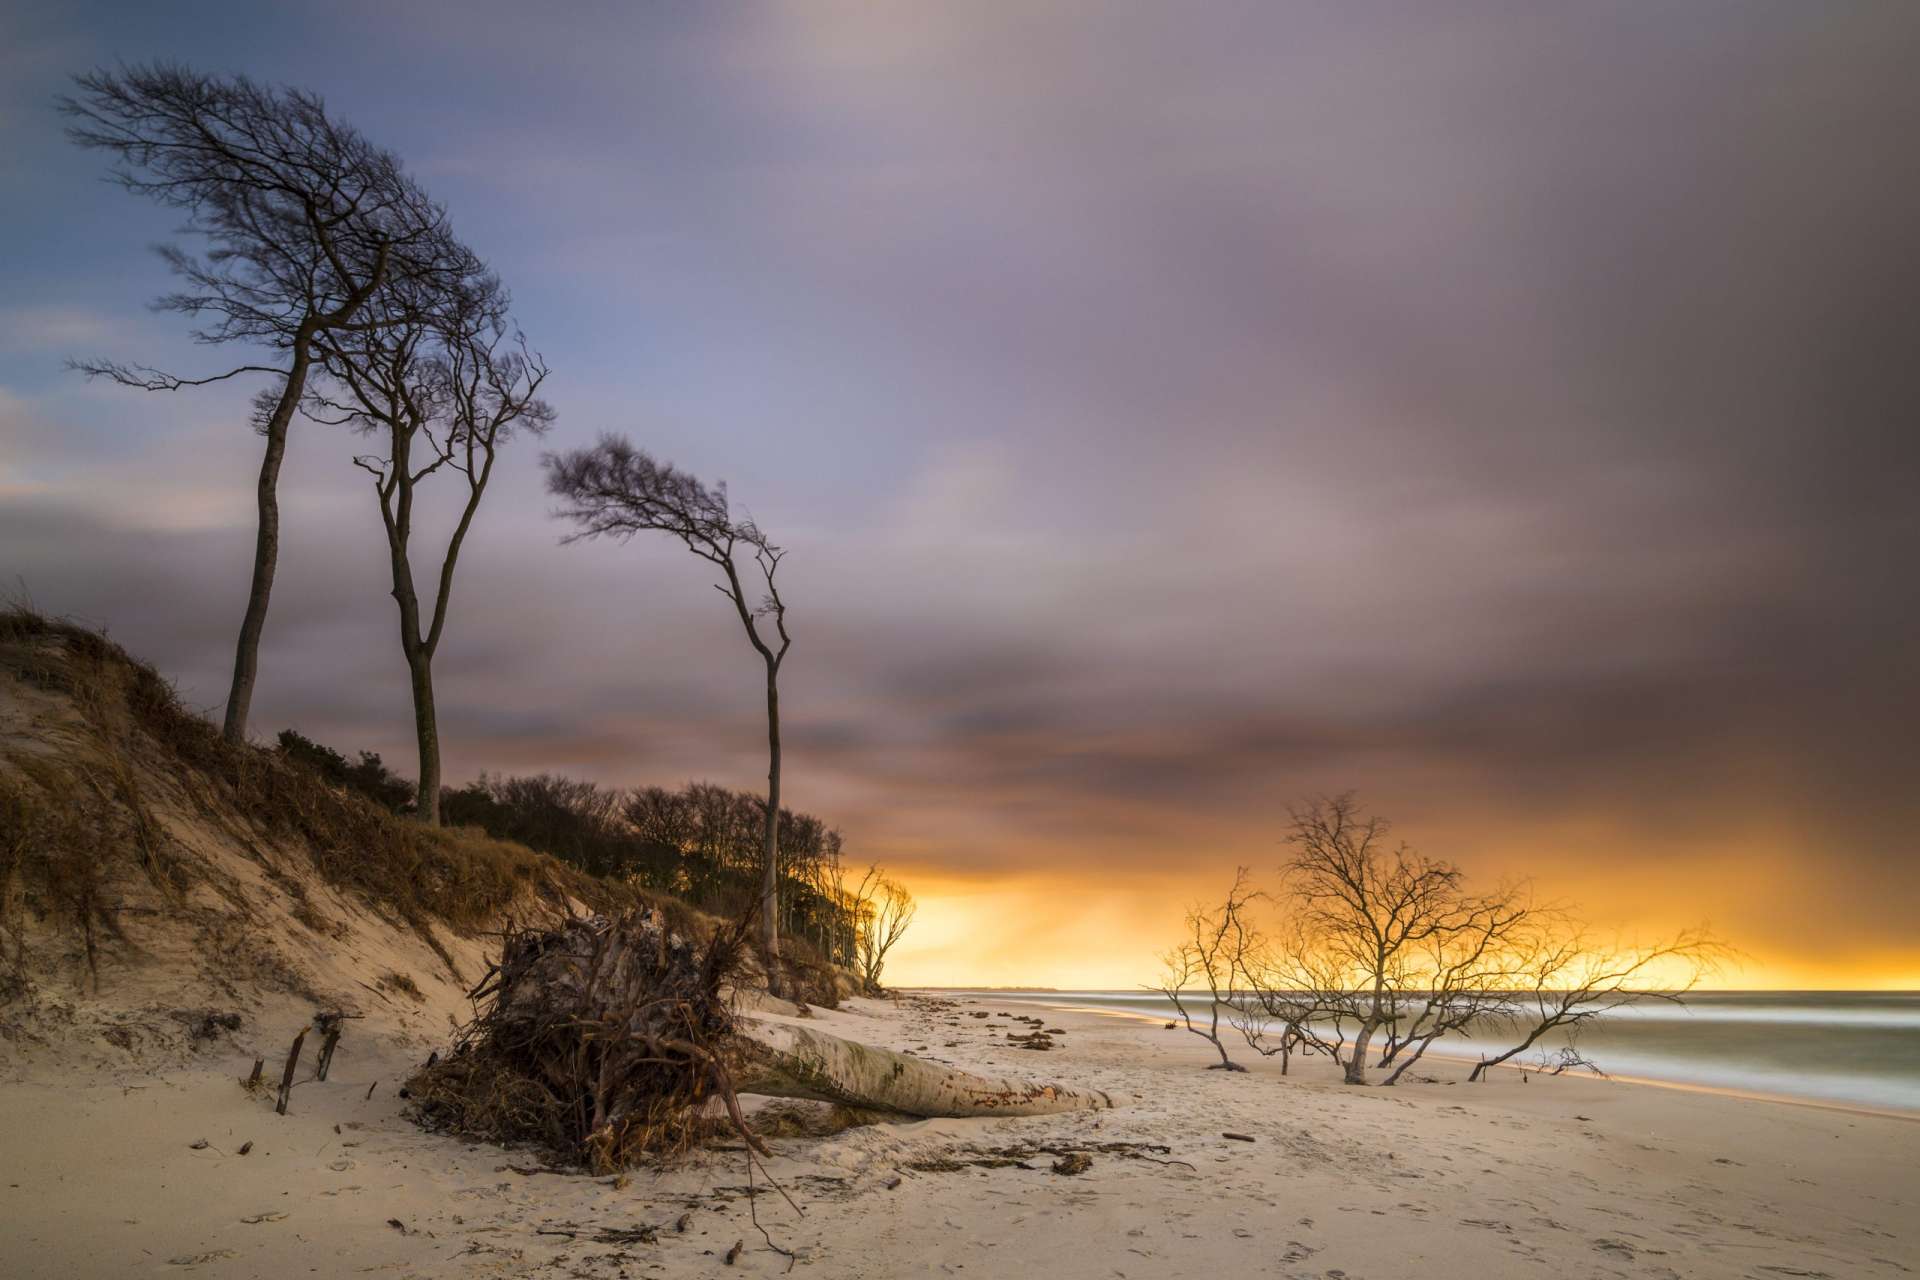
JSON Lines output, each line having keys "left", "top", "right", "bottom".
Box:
{"left": 0, "top": 608, "right": 692, "bottom": 970}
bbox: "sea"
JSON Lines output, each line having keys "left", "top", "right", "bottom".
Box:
{"left": 928, "top": 989, "right": 1920, "bottom": 1116}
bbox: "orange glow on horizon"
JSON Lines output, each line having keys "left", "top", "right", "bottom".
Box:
{"left": 879, "top": 872, "right": 1920, "bottom": 993}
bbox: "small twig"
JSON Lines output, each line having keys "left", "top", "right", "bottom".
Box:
{"left": 744, "top": 1145, "right": 799, "bottom": 1273}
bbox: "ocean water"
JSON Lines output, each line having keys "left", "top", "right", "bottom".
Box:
{"left": 932, "top": 989, "right": 1920, "bottom": 1115}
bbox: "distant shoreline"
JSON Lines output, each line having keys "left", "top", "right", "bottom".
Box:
{"left": 954, "top": 988, "right": 1920, "bottom": 1121}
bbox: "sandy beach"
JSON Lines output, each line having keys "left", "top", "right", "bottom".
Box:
{"left": 3, "top": 991, "right": 1913, "bottom": 1279}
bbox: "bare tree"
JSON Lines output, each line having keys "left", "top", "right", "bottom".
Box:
{"left": 1229, "top": 914, "right": 1358, "bottom": 1075}
{"left": 1281, "top": 794, "right": 1492, "bottom": 1085}
{"left": 545, "top": 438, "right": 793, "bottom": 970}
{"left": 60, "top": 65, "right": 460, "bottom": 744}
{"left": 852, "top": 865, "right": 917, "bottom": 990}
{"left": 1468, "top": 920, "right": 1725, "bottom": 1082}
{"left": 308, "top": 279, "right": 552, "bottom": 823}
{"left": 1372, "top": 886, "right": 1533, "bottom": 1085}
{"left": 1155, "top": 870, "right": 1257, "bottom": 1071}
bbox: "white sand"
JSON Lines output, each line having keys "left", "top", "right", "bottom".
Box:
{"left": 2, "top": 991, "right": 1914, "bottom": 1279}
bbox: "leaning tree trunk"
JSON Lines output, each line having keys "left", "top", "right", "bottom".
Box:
{"left": 1470, "top": 1024, "right": 1550, "bottom": 1082}
{"left": 732, "top": 1020, "right": 1112, "bottom": 1117}
{"left": 222, "top": 342, "right": 311, "bottom": 745}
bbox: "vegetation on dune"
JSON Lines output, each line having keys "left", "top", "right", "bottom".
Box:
{"left": 0, "top": 608, "right": 674, "bottom": 967}
{"left": 272, "top": 730, "right": 889, "bottom": 989}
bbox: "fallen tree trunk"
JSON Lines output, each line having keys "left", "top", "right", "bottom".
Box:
{"left": 732, "top": 1019, "right": 1111, "bottom": 1117}
{"left": 405, "top": 910, "right": 1110, "bottom": 1169}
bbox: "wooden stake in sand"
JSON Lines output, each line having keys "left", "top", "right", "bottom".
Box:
{"left": 313, "top": 1012, "right": 344, "bottom": 1082}
{"left": 276, "top": 1028, "right": 308, "bottom": 1116}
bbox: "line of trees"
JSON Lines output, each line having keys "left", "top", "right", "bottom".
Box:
{"left": 1159, "top": 794, "right": 1725, "bottom": 1086}
{"left": 65, "top": 66, "right": 904, "bottom": 977}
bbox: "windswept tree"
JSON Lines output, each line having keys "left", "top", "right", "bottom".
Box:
{"left": 546, "top": 438, "right": 793, "bottom": 970}
{"left": 61, "top": 65, "right": 460, "bottom": 744}
{"left": 307, "top": 275, "right": 552, "bottom": 823}
{"left": 852, "top": 866, "right": 917, "bottom": 991}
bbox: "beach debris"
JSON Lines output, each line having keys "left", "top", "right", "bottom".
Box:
{"left": 536, "top": 1223, "right": 661, "bottom": 1244}
{"left": 240, "top": 1211, "right": 287, "bottom": 1224}
{"left": 188, "top": 1138, "right": 209, "bottom": 1150}
{"left": 386, "top": 1218, "right": 410, "bottom": 1234}
{"left": 365, "top": 1080, "right": 378, "bottom": 1100}
{"left": 1222, "top": 1132, "right": 1256, "bottom": 1143}
{"left": 1006, "top": 1031, "right": 1055, "bottom": 1051}
{"left": 275, "top": 1027, "right": 307, "bottom": 1115}
{"left": 245, "top": 1058, "right": 264, "bottom": 1089}
{"left": 237, "top": 1141, "right": 253, "bottom": 1156}
{"left": 406, "top": 908, "right": 754, "bottom": 1170}
{"left": 313, "top": 1010, "right": 346, "bottom": 1081}
{"left": 724, "top": 1239, "right": 744, "bottom": 1265}
{"left": 405, "top": 911, "right": 1110, "bottom": 1173}
{"left": 168, "top": 1250, "right": 237, "bottom": 1266}
{"left": 908, "top": 1141, "right": 1190, "bottom": 1175}
{"left": 674, "top": 1212, "right": 693, "bottom": 1232}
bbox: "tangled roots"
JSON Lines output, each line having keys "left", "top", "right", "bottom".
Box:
{"left": 405, "top": 908, "right": 756, "bottom": 1171}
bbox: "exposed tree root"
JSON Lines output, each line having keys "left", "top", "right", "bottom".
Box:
{"left": 405, "top": 910, "right": 1109, "bottom": 1170}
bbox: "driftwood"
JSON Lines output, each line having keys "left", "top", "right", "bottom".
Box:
{"left": 732, "top": 1020, "right": 1109, "bottom": 1117}
{"left": 405, "top": 910, "right": 1108, "bottom": 1169}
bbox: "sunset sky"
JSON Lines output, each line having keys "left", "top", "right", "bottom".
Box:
{"left": 3, "top": 3, "right": 1916, "bottom": 990}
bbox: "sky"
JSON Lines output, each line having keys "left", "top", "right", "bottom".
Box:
{"left": 3, "top": 2, "right": 1917, "bottom": 989}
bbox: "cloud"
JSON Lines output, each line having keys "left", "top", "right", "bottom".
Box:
{"left": 4, "top": 1, "right": 1917, "bottom": 987}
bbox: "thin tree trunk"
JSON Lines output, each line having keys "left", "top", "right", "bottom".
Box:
{"left": 408, "top": 649, "right": 440, "bottom": 825}
{"left": 1383, "top": 1032, "right": 1444, "bottom": 1085}
{"left": 760, "top": 663, "right": 781, "bottom": 965}
{"left": 1470, "top": 1024, "right": 1549, "bottom": 1082}
{"left": 221, "top": 343, "right": 311, "bottom": 745}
